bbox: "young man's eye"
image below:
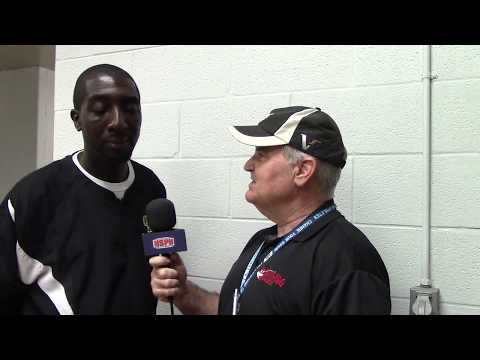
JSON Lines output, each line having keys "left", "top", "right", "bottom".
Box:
{"left": 123, "top": 102, "right": 140, "bottom": 113}
{"left": 90, "top": 103, "right": 106, "bottom": 114}
{"left": 125, "top": 105, "right": 139, "bottom": 113}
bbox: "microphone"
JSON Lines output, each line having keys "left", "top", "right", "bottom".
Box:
{"left": 143, "top": 198, "right": 187, "bottom": 315}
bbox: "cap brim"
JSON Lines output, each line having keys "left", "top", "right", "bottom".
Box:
{"left": 229, "top": 126, "right": 286, "bottom": 146}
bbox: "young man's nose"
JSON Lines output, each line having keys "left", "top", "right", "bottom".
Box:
{"left": 108, "top": 106, "right": 127, "bottom": 130}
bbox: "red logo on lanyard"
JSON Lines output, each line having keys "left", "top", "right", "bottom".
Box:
{"left": 256, "top": 267, "right": 286, "bottom": 287}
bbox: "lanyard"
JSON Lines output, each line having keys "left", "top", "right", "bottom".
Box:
{"left": 238, "top": 204, "right": 336, "bottom": 298}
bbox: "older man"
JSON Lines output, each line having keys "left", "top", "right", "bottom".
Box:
{"left": 150, "top": 106, "right": 390, "bottom": 315}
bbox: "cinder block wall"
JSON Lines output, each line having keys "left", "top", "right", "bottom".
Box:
{"left": 53, "top": 45, "right": 480, "bottom": 315}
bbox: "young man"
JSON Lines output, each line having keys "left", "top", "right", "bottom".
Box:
{"left": 0, "top": 64, "right": 166, "bottom": 314}
{"left": 150, "top": 106, "right": 391, "bottom": 315}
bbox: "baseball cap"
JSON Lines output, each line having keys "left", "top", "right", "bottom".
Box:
{"left": 229, "top": 106, "right": 347, "bottom": 169}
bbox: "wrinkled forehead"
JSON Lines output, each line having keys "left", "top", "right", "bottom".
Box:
{"left": 254, "top": 145, "right": 287, "bottom": 158}
{"left": 255, "top": 145, "right": 284, "bottom": 152}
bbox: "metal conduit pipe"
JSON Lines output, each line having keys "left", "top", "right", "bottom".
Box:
{"left": 409, "top": 45, "right": 440, "bottom": 315}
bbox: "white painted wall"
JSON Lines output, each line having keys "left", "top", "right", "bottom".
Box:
{"left": 53, "top": 45, "right": 480, "bottom": 315}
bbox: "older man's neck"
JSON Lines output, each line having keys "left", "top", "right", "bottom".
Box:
{"left": 272, "top": 194, "right": 331, "bottom": 238}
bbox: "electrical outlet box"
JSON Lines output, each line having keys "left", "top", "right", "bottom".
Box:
{"left": 409, "top": 285, "right": 440, "bottom": 315}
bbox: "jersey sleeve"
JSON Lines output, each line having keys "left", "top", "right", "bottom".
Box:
{"left": 312, "top": 270, "right": 391, "bottom": 315}
{"left": 138, "top": 163, "right": 167, "bottom": 199}
{"left": 152, "top": 173, "right": 166, "bottom": 199}
{"left": 0, "top": 194, "right": 26, "bottom": 314}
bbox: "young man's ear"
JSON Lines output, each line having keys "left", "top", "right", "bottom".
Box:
{"left": 293, "top": 157, "right": 317, "bottom": 187}
{"left": 70, "top": 109, "right": 81, "bottom": 131}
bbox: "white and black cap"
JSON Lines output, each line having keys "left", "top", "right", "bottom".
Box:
{"left": 229, "top": 106, "right": 347, "bottom": 169}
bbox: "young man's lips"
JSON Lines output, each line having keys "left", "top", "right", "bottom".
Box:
{"left": 106, "top": 137, "right": 129, "bottom": 145}
{"left": 105, "top": 138, "right": 130, "bottom": 150}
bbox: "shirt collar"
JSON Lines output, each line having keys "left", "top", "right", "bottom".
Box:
{"left": 266, "top": 199, "right": 342, "bottom": 244}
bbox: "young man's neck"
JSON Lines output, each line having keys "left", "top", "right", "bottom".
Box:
{"left": 78, "top": 151, "right": 129, "bottom": 183}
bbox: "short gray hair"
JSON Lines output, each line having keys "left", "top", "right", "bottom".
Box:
{"left": 282, "top": 145, "right": 341, "bottom": 197}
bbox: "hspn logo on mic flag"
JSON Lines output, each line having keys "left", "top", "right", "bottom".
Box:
{"left": 142, "top": 229, "right": 187, "bottom": 256}
{"left": 153, "top": 237, "right": 175, "bottom": 249}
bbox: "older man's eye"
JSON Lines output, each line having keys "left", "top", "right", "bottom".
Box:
{"left": 253, "top": 152, "right": 265, "bottom": 160}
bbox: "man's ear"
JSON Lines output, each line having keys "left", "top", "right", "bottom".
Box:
{"left": 70, "top": 109, "right": 81, "bottom": 131}
{"left": 293, "top": 157, "right": 317, "bottom": 187}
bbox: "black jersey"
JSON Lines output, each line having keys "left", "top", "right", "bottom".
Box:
{"left": 0, "top": 154, "right": 166, "bottom": 314}
{"left": 218, "top": 200, "right": 391, "bottom": 315}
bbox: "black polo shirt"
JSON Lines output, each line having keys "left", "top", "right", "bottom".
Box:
{"left": 218, "top": 200, "right": 391, "bottom": 315}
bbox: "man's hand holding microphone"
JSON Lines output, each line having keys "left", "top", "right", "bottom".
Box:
{"left": 149, "top": 252, "right": 188, "bottom": 305}
{"left": 144, "top": 199, "right": 219, "bottom": 315}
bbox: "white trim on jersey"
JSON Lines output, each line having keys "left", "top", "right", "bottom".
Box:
{"left": 8, "top": 198, "right": 15, "bottom": 222}
{"left": 8, "top": 199, "right": 74, "bottom": 315}
{"left": 72, "top": 151, "right": 134, "bottom": 200}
